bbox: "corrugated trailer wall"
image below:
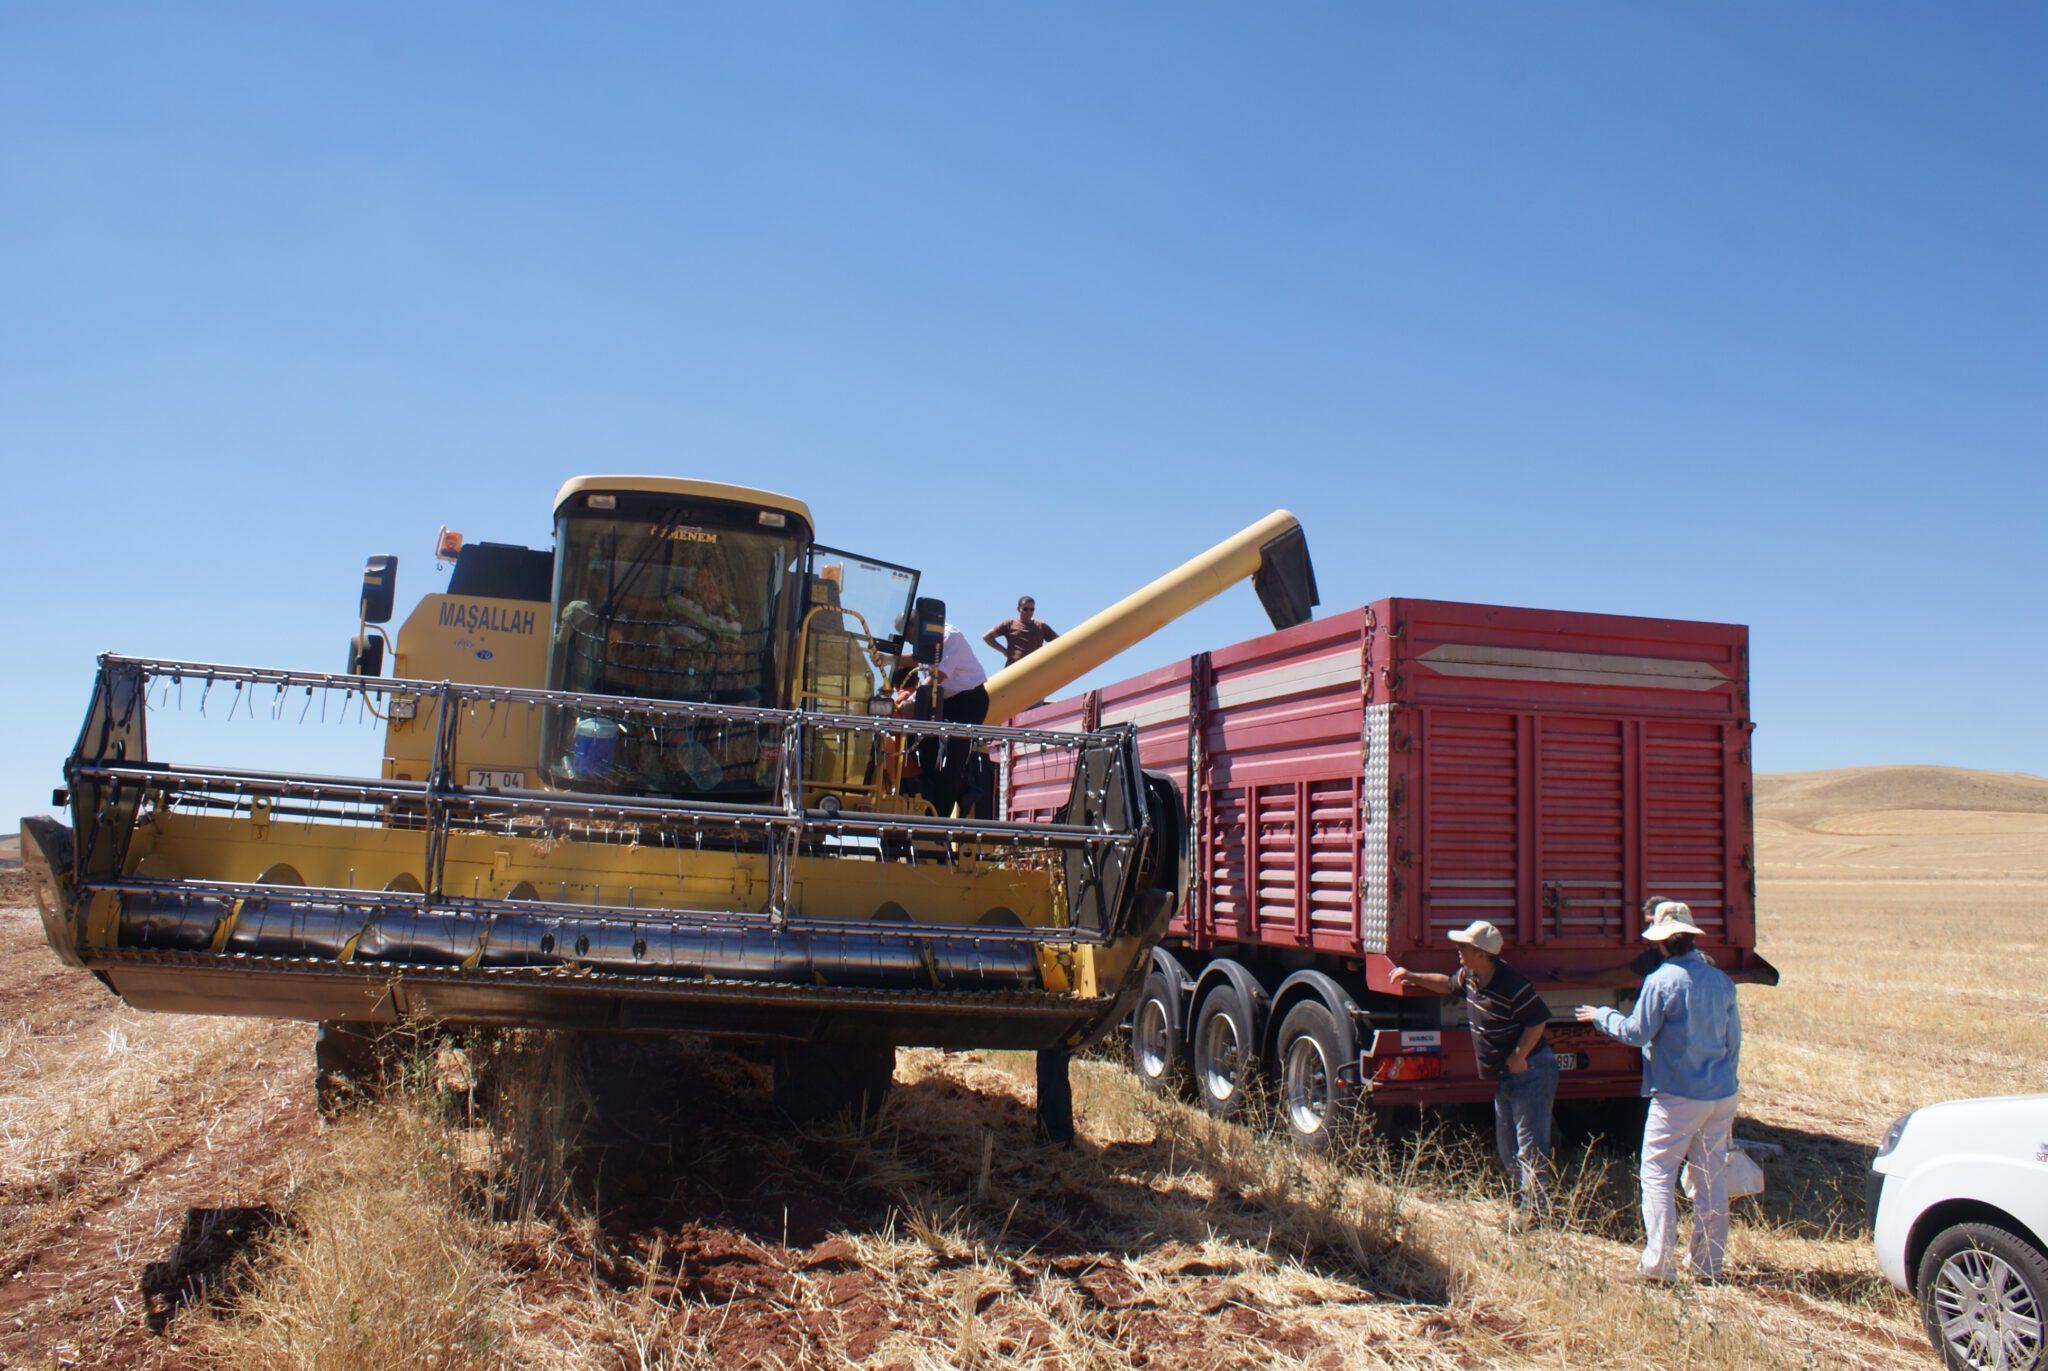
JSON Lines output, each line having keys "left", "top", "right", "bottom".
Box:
{"left": 1010, "top": 598, "right": 1757, "bottom": 975}
{"left": 1192, "top": 612, "right": 1370, "bottom": 954}
{"left": 1385, "top": 599, "right": 1752, "bottom": 970}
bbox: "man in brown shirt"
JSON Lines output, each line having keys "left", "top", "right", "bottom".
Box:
{"left": 984, "top": 597, "right": 1059, "bottom": 665}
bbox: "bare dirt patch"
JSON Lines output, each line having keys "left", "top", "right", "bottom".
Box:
{"left": 0, "top": 905, "right": 313, "bottom": 1368}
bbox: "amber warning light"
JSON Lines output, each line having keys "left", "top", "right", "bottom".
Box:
{"left": 435, "top": 526, "right": 464, "bottom": 567}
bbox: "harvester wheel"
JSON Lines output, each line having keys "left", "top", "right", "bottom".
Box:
{"left": 1036, "top": 1050, "right": 1075, "bottom": 1146}
{"left": 313, "top": 1022, "right": 385, "bottom": 1117}
{"left": 772, "top": 1034, "right": 896, "bottom": 1127}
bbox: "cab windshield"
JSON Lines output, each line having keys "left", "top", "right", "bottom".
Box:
{"left": 544, "top": 500, "right": 805, "bottom": 797}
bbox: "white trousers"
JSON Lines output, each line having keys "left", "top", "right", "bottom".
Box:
{"left": 1638, "top": 1092, "right": 1738, "bottom": 1279}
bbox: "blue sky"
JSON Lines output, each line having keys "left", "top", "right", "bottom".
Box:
{"left": 3, "top": 4, "right": 2044, "bottom": 824}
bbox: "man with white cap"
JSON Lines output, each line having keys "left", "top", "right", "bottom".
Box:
{"left": 1576, "top": 900, "right": 1744, "bottom": 1282}
{"left": 1391, "top": 920, "right": 1558, "bottom": 1218}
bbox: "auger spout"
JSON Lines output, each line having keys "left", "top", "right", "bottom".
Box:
{"left": 979, "top": 510, "right": 1318, "bottom": 724}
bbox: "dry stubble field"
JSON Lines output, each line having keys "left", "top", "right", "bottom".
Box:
{"left": 0, "top": 764, "right": 2043, "bottom": 1369}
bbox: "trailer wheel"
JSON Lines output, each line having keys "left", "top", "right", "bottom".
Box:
{"left": 1275, "top": 1000, "right": 1350, "bottom": 1152}
{"left": 773, "top": 1035, "right": 896, "bottom": 1127}
{"left": 1130, "top": 970, "right": 1183, "bottom": 1095}
{"left": 1583, "top": 1094, "right": 1650, "bottom": 1151}
{"left": 1191, "top": 983, "right": 1256, "bottom": 1119}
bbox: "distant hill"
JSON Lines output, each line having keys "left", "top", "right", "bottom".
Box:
{"left": 1756, "top": 765, "right": 2048, "bottom": 882}
{"left": 0, "top": 833, "right": 18, "bottom": 870}
{"left": 1757, "top": 765, "right": 2048, "bottom": 830}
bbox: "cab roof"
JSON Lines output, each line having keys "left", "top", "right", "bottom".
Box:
{"left": 552, "top": 476, "right": 813, "bottom": 532}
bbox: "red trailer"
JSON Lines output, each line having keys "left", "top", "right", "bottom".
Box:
{"left": 1006, "top": 598, "right": 1776, "bottom": 1149}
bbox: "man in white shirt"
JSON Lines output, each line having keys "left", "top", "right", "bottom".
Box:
{"left": 933, "top": 623, "right": 988, "bottom": 707}
{"left": 911, "top": 625, "right": 990, "bottom": 816}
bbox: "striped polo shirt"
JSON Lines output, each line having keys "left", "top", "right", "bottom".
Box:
{"left": 1448, "top": 959, "right": 1551, "bottom": 1078}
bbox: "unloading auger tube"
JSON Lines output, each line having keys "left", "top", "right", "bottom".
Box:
{"left": 21, "top": 657, "right": 1183, "bottom": 1056}
{"left": 977, "top": 509, "right": 1318, "bottom": 724}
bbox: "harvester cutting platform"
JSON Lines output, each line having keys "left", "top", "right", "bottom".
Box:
{"left": 23, "top": 477, "right": 1316, "bottom": 1124}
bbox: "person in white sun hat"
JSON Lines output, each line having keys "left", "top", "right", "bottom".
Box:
{"left": 1391, "top": 919, "right": 1558, "bottom": 1221}
{"left": 1576, "top": 900, "right": 1744, "bottom": 1282}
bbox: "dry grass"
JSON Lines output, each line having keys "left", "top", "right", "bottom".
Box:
{"left": 3, "top": 765, "right": 2041, "bottom": 1368}
{"left": 0, "top": 904, "right": 310, "bottom": 1366}
{"left": 176, "top": 1034, "right": 1912, "bottom": 1370}
{"left": 193, "top": 1098, "right": 504, "bottom": 1370}
{"left": 1743, "top": 882, "right": 2047, "bottom": 1138}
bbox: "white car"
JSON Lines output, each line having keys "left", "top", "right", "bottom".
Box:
{"left": 1870, "top": 1094, "right": 2048, "bottom": 1370}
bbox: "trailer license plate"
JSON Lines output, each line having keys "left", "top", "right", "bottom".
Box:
{"left": 1554, "top": 1052, "right": 1581, "bottom": 1071}
{"left": 466, "top": 768, "right": 524, "bottom": 789}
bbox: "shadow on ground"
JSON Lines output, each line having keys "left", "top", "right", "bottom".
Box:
{"left": 140, "top": 1205, "right": 291, "bottom": 1332}
{"left": 572, "top": 1037, "right": 1448, "bottom": 1288}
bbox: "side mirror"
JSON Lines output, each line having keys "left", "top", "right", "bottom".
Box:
{"left": 347, "top": 631, "right": 385, "bottom": 678}
{"left": 360, "top": 555, "right": 398, "bottom": 625}
{"left": 909, "top": 596, "right": 947, "bottom": 665}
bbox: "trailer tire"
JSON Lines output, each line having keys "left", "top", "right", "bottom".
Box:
{"left": 1130, "top": 970, "right": 1184, "bottom": 1095}
{"left": 1274, "top": 1000, "right": 1352, "bottom": 1153}
{"left": 1191, "top": 982, "right": 1257, "bottom": 1119}
{"left": 773, "top": 1035, "right": 896, "bottom": 1127}
{"left": 1587, "top": 1094, "right": 1651, "bottom": 1151}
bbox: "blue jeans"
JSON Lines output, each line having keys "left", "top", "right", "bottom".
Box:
{"left": 1493, "top": 1045, "right": 1559, "bottom": 1205}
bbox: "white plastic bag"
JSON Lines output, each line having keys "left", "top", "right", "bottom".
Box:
{"left": 1681, "top": 1145, "right": 1765, "bottom": 1200}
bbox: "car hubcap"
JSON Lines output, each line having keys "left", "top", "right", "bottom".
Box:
{"left": 1934, "top": 1247, "right": 2043, "bottom": 1370}
{"left": 1199, "top": 1011, "right": 1241, "bottom": 1103}
{"left": 1135, "top": 997, "right": 1170, "bottom": 1079}
{"left": 1283, "top": 1034, "right": 1332, "bottom": 1136}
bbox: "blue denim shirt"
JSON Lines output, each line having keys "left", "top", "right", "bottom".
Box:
{"left": 1592, "top": 949, "right": 1742, "bottom": 1101}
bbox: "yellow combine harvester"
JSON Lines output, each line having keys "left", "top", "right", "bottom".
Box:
{"left": 22, "top": 477, "right": 1315, "bottom": 1130}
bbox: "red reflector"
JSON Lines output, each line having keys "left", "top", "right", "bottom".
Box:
{"left": 1370, "top": 1054, "right": 1442, "bottom": 1083}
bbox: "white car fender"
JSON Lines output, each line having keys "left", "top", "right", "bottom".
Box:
{"left": 1870, "top": 1094, "right": 2048, "bottom": 1293}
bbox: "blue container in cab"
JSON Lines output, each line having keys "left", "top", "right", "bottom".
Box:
{"left": 570, "top": 716, "right": 620, "bottom": 778}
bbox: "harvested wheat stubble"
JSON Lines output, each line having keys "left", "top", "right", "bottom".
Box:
{"left": 0, "top": 763, "right": 2036, "bottom": 1368}
{"left": 0, "top": 907, "right": 312, "bottom": 1369}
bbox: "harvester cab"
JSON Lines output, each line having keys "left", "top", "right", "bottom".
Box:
{"left": 367, "top": 479, "right": 935, "bottom": 814}
{"left": 22, "top": 476, "right": 1317, "bottom": 1125}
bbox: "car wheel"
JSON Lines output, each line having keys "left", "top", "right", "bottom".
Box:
{"left": 1190, "top": 982, "right": 1256, "bottom": 1119}
{"left": 1130, "top": 971, "right": 1182, "bottom": 1095}
{"left": 1916, "top": 1220, "right": 2048, "bottom": 1371}
{"left": 1275, "top": 1000, "right": 1350, "bottom": 1153}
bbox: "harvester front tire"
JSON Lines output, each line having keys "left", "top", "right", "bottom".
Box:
{"left": 1191, "top": 984, "right": 1256, "bottom": 1120}
{"left": 314, "top": 1022, "right": 384, "bottom": 1117}
{"left": 1036, "top": 1050, "right": 1075, "bottom": 1146}
{"left": 1130, "top": 971, "right": 1183, "bottom": 1096}
{"left": 1275, "top": 1000, "right": 1351, "bottom": 1153}
{"left": 773, "top": 1035, "right": 896, "bottom": 1127}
